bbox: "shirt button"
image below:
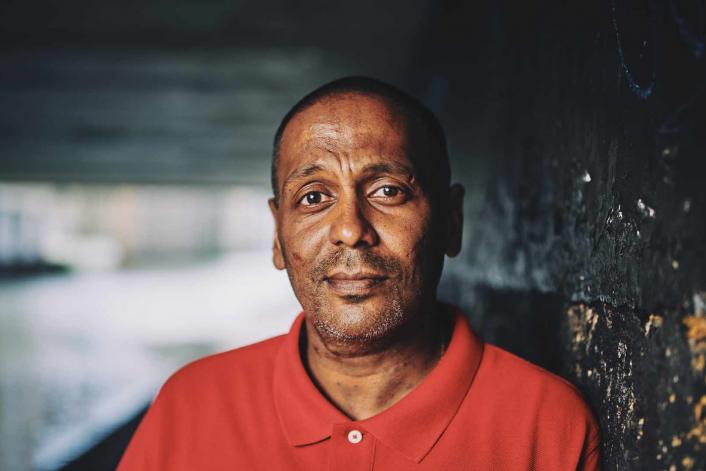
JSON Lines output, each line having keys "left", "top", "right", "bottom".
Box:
{"left": 347, "top": 429, "right": 363, "bottom": 444}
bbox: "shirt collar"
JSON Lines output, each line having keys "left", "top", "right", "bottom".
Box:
{"left": 273, "top": 302, "right": 484, "bottom": 463}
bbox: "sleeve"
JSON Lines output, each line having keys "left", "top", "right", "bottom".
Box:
{"left": 578, "top": 415, "right": 602, "bottom": 471}
{"left": 116, "top": 387, "right": 169, "bottom": 471}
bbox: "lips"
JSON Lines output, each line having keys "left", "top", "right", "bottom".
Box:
{"left": 323, "top": 272, "right": 388, "bottom": 296}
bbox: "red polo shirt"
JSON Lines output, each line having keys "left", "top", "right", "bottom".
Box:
{"left": 118, "top": 306, "right": 601, "bottom": 470}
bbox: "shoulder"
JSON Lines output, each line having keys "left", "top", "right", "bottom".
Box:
{"left": 467, "top": 343, "right": 601, "bottom": 468}
{"left": 478, "top": 344, "right": 599, "bottom": 434}
{"left": 117, "top": 334, "right": 289, "bottom": 469}
{"left": 482, "top": 344, "right": 590, "bottom": 406}
{"left": 157, "top": 333, "right": 287, "bottom": 402}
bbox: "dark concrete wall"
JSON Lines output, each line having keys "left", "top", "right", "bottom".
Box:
{"left": 422, "top": 1, "right": 706, "bottom": 470}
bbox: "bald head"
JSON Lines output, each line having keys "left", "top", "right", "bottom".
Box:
{"left": 270, "top": 77, "right": 450, "bottom": 207}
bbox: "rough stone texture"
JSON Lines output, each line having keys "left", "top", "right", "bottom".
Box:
{"left": 426, "top": 1, "right": 706, "bottom": 469}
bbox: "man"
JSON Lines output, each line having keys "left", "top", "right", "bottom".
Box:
{"left": 118, "top": 77, "right": 601, "bottom": 470}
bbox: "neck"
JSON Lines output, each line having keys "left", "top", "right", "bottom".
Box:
{"left": 301, "top": 304, "right": 452, "bottom": 421}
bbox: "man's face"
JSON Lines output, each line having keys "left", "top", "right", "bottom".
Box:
{"left": 269, "top": 93, "right": 462, "bottom": 347}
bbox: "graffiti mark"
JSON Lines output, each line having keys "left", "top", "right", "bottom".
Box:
{"left": 610, "top": 0, "right": 657, "bottom": 99}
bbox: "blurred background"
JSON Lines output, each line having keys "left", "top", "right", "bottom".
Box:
{"left": 1, "top": 1, "right": 705, "bottom": 470}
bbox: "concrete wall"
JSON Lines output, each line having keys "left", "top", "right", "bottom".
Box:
{"left": 422, "top": 2, "right": 706, "bottom": 469}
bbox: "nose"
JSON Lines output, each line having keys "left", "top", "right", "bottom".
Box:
{"left": 328, "top": 193, "right": 379, "bottom": 248}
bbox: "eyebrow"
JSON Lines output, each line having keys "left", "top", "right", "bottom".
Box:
{"left": 284, "top": 163, "right": 325, "bottom": 186}
{"left": 358, "top": 162, "right": 415, "bottom": 178}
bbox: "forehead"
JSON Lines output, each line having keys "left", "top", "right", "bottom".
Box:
{"left": 278, "top": 94, "right": 413, "bottom": 174}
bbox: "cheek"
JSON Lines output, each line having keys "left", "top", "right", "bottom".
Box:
{"left": 288, "top": 249, "right": 304, "bottom": 264}
{"left": 282, "top": 221, "right": 327, "bottom": 276}
{"left": 375, "top": 213, "right": 431, "bottom": 269}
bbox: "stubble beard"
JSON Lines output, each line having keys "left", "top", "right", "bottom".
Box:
{"left": 285, "top": 247, "right": 415, "bottom": 352}
{"left": 310, "top": 280, "right": 407, "bottom": 350}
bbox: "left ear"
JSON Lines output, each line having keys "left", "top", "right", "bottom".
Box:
{"left": 444, "top": 183, "right": 465, "bottom": 257}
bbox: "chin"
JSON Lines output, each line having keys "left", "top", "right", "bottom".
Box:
{"left": 311, "top": 295, "right": 406, "bottom": 345}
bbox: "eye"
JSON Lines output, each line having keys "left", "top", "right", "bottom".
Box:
{"left": 298, "top": 191, "right": 332, "bottom": 207}
{"left": 369, "top": 185, "right": 407, "bottom": 201}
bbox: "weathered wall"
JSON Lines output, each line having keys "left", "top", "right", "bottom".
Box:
{"left": 424, "top": 1, "right": 706, "bottom": 469}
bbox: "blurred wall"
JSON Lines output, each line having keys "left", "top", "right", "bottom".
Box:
{"left": 0, "top": 183, "right": 273, "bottom": 270}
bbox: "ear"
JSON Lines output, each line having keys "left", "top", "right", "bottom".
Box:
{"left": 444, "top": 183, "right": 465, "bottom": 258}
{"left": 268, "top": 198, "right": 286, "bottom": 270}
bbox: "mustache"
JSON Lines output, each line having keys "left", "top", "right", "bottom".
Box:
{"left": 310, "top": 249, "right": 401, "bottom": 281}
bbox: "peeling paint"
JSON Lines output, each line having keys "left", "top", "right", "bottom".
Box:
{"left": 562, "top": 302, "right": 706, "bottom": 469}
{"left": 645, "top": 314, "right": 663, "bottom": 336}
{"left": 567, "top": 304, "right": 599, "bottom": 355}
{"left": 686, "top": 395, "right": 706, "bottom": 444}
{"left": 565, "top": 303, "right": 645, "bottom": 466}
{"left": 682, "top": 315, "right": 706, "bottom": 381}
{"left": 683, "top": 315, "right": 706, "bottom": 354}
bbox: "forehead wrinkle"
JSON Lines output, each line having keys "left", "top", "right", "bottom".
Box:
{"left": 292, "top": 132, "right": 408, "bottom": 176}
{"left": 299, "top": 96, "right": 408, "bottom": 147}
{"left": 301, "top": 122, "right": 405, "bottom": 157}
{"left": 306, "top": 122, "right": 353, "bottom": 144}
{"left": 286, "top": 134, "right": 415, "bottom": 188}
{"left": 280, "top": 95, "right": 418, "bottom": 189}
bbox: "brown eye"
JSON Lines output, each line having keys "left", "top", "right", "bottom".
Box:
{"left": 381, "top": 186, "right": 399, "bottom": 197}
{"left": 306, "top": 192, "right": 321, "bottom": 204}
{"left": 299, "top": 191, "right": 331, "bottom": 206}
{"left": 370, "top": 185, "right": 406, "bottom": 200}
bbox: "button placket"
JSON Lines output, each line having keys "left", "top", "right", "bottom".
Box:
{"left": 328, "top": 423, "right": 375, "bottom": 471}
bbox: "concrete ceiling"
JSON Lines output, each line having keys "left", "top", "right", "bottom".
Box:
{"left": 0, "top": 0, "right": 434, "bottom": 185}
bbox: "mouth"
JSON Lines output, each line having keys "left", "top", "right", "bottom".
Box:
{"left": 323, "top": 272, "right": 388, "bottom": 296}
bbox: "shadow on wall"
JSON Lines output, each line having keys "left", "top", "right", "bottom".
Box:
{"left": 59, "top": 409, "right": 146, "bottom": 471}
{"left": 439, "top": 281, "right": 566, "bottom": 376}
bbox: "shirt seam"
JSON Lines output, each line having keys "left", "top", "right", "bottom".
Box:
{"left": 368, "top": 435, "right": 377, "bottom": 471}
